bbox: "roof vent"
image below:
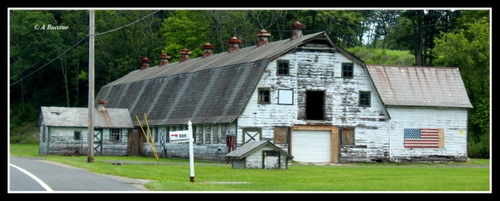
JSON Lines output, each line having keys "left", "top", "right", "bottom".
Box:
{"left": 227, "top": 35, "right": 241, "bottom": 53}
{"left": 158, "top": 53, "right": 170, "bottom": 66}
{"left": 140, "top": 57, "right": 152, "bottom": 70}
{"left": 202, "top": 42, "right": 214, "bottom": 58}
{"left": 290, "top": 21, "right": 306, "bottom": 40}
{"left": 256, "top": 29, "right": 271, "bottom": 47}
{"left": 179, "top": 47, "right": 192, "bottom": 62}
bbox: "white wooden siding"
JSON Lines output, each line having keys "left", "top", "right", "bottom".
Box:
{"left": 387, "top": 107, "right": 469, "bottom": 162}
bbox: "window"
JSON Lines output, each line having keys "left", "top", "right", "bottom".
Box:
{"left": 110, "top": 128, "right": 121, "bottom": 142}
{"left": 341, "top": 128, "right": 355, "bottom": 145}
{"left": 342, "top": 62, "right": 354, "bottom": 78}
{"left": 278, "top": 89, "right": 293, "bottom": 105}
{"left": 358, "top": 91, "right": 371, "bottom": 107}
{"left": 258, "top": 88, "right": 271, "bottom": 104}
{"left": 74, "top": 131, "right": 81, "bottom": 140}
{"left": 277, "top": 60, "right": 290, "bottom": 75}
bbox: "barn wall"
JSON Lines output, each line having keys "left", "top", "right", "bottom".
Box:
{"left": 143, "top": 143, "right": 229, "bottom": 162}
{"left": 41, "top": 127, "right": 129, "bottom": 156}
{"left": 387, "top": 107, "right": 469, "bottom": 163}
{"left": 238, "top": 49, "right": 390, "bottom": 163}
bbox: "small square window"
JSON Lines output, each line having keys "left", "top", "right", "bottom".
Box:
{"left": 341, "top": 128, "right": 355, "bottom": 145}
{"left": 342, "top": 63, "right": 354, "bottom": 78}
{"left": 278, "top": 89, "right": 293, "bottom": 105}
{"left": 258, "top": 88, "right": 271, "bottom": 104}
{"left": 277, "top": 60, "right": 290, "bottom": 75}
{"left": 358, "top": 91, "right": 371, "bottom": 107}
{"left": 110, "top": 128, "right": 121, "bottom": 142}
{"left": 74, "top": 131, "right": 81, "bottom": 140}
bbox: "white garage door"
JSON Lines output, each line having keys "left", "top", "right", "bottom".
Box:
{"left": 292, "top": 130, "right": 331, "bottom": 163}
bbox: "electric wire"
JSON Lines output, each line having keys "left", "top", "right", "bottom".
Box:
{"left": 10, "top": 10, "right": 160, "bottom": 86}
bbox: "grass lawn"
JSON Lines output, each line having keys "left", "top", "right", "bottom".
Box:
{"left": 10, "top": 144, "right": 490, "bottom": 192}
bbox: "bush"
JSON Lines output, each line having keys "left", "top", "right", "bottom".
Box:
{"left": 346, "top": 46, "right": 415, "bottom": 66}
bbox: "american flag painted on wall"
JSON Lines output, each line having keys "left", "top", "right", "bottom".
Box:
{"left": 404, "top": 128, "right": 441, "bottom": 148}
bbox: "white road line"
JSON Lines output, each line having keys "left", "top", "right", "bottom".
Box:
{"left": 10, "top": 164, "right": 54, "bottom": 192}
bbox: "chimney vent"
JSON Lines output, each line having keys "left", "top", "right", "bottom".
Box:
{"left": 290, "top": 21, "right": 306, "bottom": 40}
{"left": 256, "top": 29, "right": 271, "bottom": 47}
{"left": 158, "top": 53, "right": 170, "bottom": 66}
{"left": 202, "top": 42, "right": 214, "bottom": 58}
{"left": 227, "top": 35, "right": 241, "bottom": 53}
{"left": 179, "top": 47, "right": 192, "bottom": 62}
{"left": 97, "top": 99, "right": 106, "bottom": 112}
{"left": 140, "top": 57, "right": 152, "bottom": 70}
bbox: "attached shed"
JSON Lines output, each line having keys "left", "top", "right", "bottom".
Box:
{"left": 39, "top": 106, "right": 134, "bottom": 156}
{"left": 225, "top": 141, "right": 293, "bottom": 169}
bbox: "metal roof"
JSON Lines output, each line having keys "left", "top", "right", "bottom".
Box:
{"left": 225, "top": 141, "right": 293, "bottom": 159}
{"left": 104, "top": 32, "right": 326, "bottom": 87}
{"left": 366, "top": 65, "right": 473, "bottom": 108}
{"left": 96, "top": 32, "right": 354, "bottom": 126}
{"left": 41, "top": 106, "right": 134, "bottom": 128}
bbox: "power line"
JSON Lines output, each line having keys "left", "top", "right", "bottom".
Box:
{"left": 10, "top": 10, "right": 161, "bottom": 86}
{"left": 93, "top": 10, "right": 160, "bottom": 36}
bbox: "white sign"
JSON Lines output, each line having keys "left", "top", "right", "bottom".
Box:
{"left": 169, "top": 130, "right": 189, "bottom": 143}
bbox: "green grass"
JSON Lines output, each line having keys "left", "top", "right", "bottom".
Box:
{"left": 10, "top": 144, "right": 490, "bottom": 191}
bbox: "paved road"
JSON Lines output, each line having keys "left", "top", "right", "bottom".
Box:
{"left": 9, "top": 156, "right": 150, "bottom": 192}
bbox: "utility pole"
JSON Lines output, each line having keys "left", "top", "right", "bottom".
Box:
{"left": 87, "top": 9, "right": 95, "bottom": 163}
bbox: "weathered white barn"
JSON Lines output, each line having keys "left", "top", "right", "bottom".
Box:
{"left": 95, "top": 21, "right": 472, "bottom": 163}
{"left": 39, "top": 104, "right": 134, "bottom": 156}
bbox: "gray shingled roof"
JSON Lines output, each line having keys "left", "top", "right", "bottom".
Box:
{"left": 225, "top": 141, "right": 293, "bottom": 159}
{"left": 366, "top": 65, "right": 473, "bottom": 108}
{"left": 96, "top": 32, "right": 351, "bottom": 126}
{"left": 41, "top": 106, "right": 134, "bottom": 128}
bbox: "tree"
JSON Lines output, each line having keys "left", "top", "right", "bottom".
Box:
{"left": 433, "top": 14, "right": 490, "bottom": 157}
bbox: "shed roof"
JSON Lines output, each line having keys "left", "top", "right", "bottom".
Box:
{"left": 40, "top": 106, "right": 134, "bottom": 128}
{"left": 96, "top": 32, "right": 359, "bottom": 126}
{"left": 225, "top": 141, "right": 293, "bottom": 159}
{"left": 366, "top": 65, "right": 472, "bottom": 108}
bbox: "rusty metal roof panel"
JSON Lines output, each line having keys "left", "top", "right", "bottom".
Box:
{"left": 41, "top": 106, "right": 134, "bottom": 128}
{"left": 366, "top": 65, "right": 472, "bottom": 108}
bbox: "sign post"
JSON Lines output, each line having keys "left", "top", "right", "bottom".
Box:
{"left": 188, "top": 121, "right": 195, "bottom": 182}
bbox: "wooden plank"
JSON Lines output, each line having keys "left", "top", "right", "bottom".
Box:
{"left": 438, "top": 128, "right": 444, "bottom": 148}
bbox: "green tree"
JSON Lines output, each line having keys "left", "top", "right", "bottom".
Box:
{"left": 161, "top": 10, "right": 209, "bottom": 61}
{"left": 433, "top": 14, "right": 490, "bottom": 157}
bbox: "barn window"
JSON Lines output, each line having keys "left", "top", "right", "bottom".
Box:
{"left": 110, "top": 128, "right": 121, "bottom": 142}
{"left": 278, "top": 89, "right": 293, "bottom": 105}
{"left": 341, "top": 128, "right": 355, "bottom": 146}
{"left": 358, "top": 91, "right": 371, "bottom": 107}
{"left": 74, "top": 131, "right": 81, "bottom": 140}
{"left": 277, "top": 60, "right": 290, "bottom": 75}
{"left": 342, "top": 62, "right": 354, "bottom": 78}
{"left": 258, "top": 88, "right": 271, "bottom": 104}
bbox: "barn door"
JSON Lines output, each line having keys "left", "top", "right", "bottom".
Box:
{"left": 93, "top": 129, "right": 103, "bottom": 156}
{"left": 263, "top": 150, "right": 280, "bottom": 169}
{"left": 242, "top": 128, "right": 262, "bottom": 144}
